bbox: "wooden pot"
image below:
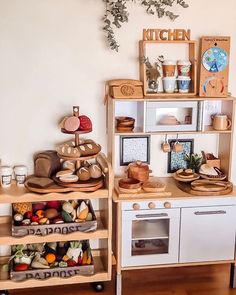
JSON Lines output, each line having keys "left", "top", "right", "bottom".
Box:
{"left": 127, "top": 161, "right": 150, "bottom": 182}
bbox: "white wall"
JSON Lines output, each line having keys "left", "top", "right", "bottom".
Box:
{"left": 0, "top": 0, "right": 236, "bottom": 180}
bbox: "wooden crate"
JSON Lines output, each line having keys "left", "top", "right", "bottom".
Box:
{"left": 139, "top": 40, "right": 197, "bottom": 98}
{"left": 12, "top": 200, "right": 97, "bottom": 237}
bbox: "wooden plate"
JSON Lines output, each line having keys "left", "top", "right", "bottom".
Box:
{"left": 191, "top": 179, "right": 231, "bottom": 192}
{"left": 119, "top": 178, "right": 141, "bottom": 189}
{"left": 53, "top": 175, "right": 104, "bottom": 188}
{"left": 173, "top": 173, "right": 200, "bottom": 182}
{"left": 142, "top": 181, "right": 166, "bottom": 192}
{"left": 57, "top": 153, "right": 99, "bottom": 161}
{"left": 177, "top": 181, "right": 233, "bottom": 196}
{"left": 200, "top": 173, "right": 227, "bottom": 181}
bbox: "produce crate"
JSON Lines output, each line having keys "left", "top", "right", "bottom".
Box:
{"left": 10, "top": 241, "right": 94, "bottom": 282}
{"left": 12, "top": 200, "right": 97, "bottom": 237}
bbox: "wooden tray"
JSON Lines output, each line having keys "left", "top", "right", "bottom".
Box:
{"left": 173, "top": 173, "right": 200, "bottom": 182}
{"left": 200, "top": 173, "right": 227, "bottom": 181}
{"left": 191, "top": 179, "right": 231, "bottom": 192}
{"left": 25, "top": 179, "right": 103, "bottom": 193}
{"left": 53, "top": 176, "right": 103, "bottom": 188}
{"left": 57, "top": 153, "right": 99, "bottom": 161}
{"left": 177, "top": 181, "right": 233, "bottom": 196}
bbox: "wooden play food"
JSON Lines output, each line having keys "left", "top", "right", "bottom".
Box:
{"left": 127, "top": 161, "right": 150, "bottom": 182}
{"left": 118, "top": 178, "right": 141, "bottom": 190}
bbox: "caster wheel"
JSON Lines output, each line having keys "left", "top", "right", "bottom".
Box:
{"left": 0, "top": 291, "right": 9, "bottom": 295}
{"left": 92, "top": 282, "right": 104, "bottom": 292}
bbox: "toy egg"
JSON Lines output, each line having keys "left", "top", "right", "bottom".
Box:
{"left": 89, "top": 164, "right": 102, "bottom": 179}
{"left": 35, "top": 210, "right": 44, "bottom": 219}
{"left": 62, "top": 202, "right": 73, "bottom": 214}
{"left": 13, "top": 213, "right": 23, "bottom": 225}
{"left": 52, "top": 217, "right": 64, "bottom": 224}
{"left": 46, "top": 201, "right": 62, "bottom": 211}
{"left": 31, "top": 221, "right": 39, "bottom": 226}
{"left": 45, "top": 208, "right": 59, "bottom": 219}
{"left": 22, "top": 219, "right": 31, "bottom": 226}
{"left": 39, "top": 217, "right": 49, "bottom": 225}
{"left": 76, "top": 167, "right": 90, "bottom": 181}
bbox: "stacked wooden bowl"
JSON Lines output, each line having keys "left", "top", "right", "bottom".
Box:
{"left": 116, "top": 117, "right": 135, "bottom": 132}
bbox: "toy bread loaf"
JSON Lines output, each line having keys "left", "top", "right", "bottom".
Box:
{"left": 34, "top": 150, "right": 61, "bottom": 178}
{"left": 57, "top": 140, "right": 101, "bottom": 158}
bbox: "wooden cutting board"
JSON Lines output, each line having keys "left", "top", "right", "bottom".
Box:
{"left": 177, "top": 180, "right": 233, "bottom": 196}
{"left": 25, "top": 178, "right": 103, "bottom": 193}
{"left": 53, "top": 176, "right": 104, "bottom": 188}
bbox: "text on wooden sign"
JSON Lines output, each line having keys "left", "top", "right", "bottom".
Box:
{"left": 143, "top": 29, "right": 191, "bottom": 41}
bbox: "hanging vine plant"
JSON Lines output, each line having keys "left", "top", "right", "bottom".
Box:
{"left": 103, "top": 0, "right": 189, "bottom": 51}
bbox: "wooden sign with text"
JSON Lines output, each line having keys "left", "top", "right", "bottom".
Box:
{"left": 143, "top": 29, "right": 191, "bottom": 41}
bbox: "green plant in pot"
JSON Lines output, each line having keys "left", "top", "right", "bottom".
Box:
{"left": 185, "top": 153, "right": 202, "bottom": 173}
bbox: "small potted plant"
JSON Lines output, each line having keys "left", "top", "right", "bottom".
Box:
{"left": 185, "top": 153, "right": 202, "bottom": 172}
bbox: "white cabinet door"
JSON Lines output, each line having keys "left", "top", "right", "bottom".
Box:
{"left": 180, "top": 206, "right": 236, "bottom": 263}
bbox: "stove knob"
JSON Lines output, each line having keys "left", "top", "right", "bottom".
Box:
{"left": 148, "top": 202, "right": 156, "bottom": 209}
{"left": 164, "top": 202, "right": 171, "bottom": 209}
{"left": 133, "top": 203, "right": 140, "bottom": 210}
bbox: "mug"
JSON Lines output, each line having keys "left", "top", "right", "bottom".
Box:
{"left": 177, "top": 60, "right": 191, "bottom": 77}
{"left": 14, "top": 165, "right": 28, "bottom": 187}
{"left": 173, "top": 142, "right": 183, "bottom": 153}
{"left": 177, "top": 76, "right": 191, "bottom": 93}
{"left": 0, "top": 166, "right": 13, "bottom": 188}
{"left": 162, "top": 142, "right": 171, "bottom": 153}
{"left": 163, "top": 77, "right": 176, "bottom": 93}
{"left": 212, "top": 114, "right": 232, "bottom": 131}
{"left": 162, "top": 60, "right": 176, "bottom": 77}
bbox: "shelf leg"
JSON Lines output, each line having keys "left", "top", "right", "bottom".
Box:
{"left": 116, "top": 273, "right": 122, "bottom": 295}
{"left": 230, "top": 263, "right": 236, "bottom": 288}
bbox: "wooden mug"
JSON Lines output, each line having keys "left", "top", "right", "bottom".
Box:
{"left": 173, "top": 142, "right": 183, "bottom": 153}
{"left": 212, "top": 114, "right": 231, "bottom": 131}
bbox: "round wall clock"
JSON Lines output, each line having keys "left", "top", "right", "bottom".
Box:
{"left": 202, "top": 47, "right": 228, "bottom": 73}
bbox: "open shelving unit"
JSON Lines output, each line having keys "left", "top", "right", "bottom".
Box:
{"left": 0, "top": 153, "right": 113, "bottom": 292}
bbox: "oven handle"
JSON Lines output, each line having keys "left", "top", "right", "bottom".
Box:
{"left": 194, "top": 210, "right": 226, "bottom": 216}
{"left": 135, "top": 213, "right": 168, "bottom": 219}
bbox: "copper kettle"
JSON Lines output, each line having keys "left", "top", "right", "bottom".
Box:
{"left": 127, "top": 161, "right": 151, "bottom": 182}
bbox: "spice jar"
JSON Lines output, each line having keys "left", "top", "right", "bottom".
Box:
{"left": 14, "top": 165, "right": 28, "bottom": 187}
{"left": 0, "top": 166, "right": 13, "bottom": 188}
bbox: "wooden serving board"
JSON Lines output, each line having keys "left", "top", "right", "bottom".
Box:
{"left": 25, "top": 179, "right": 103, "bottom": 194}
{"left": 177, "top": 181, "right": 233, "bottom": 196}
{"left": 53, "top": 176, "right": 103, "bottom": 188}
{"left": 173, "top": 173, "right": 200, "bottom": 182}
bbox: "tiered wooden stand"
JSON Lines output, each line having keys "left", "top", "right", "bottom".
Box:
{"left": 0, "top": 154, "right": 113, "bottom": 293}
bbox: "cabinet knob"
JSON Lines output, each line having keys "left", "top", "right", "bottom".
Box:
{"left": 164, "top": 202, "right": 171, "bottom": 209}
{"left": 133, "top": 203, "right": 140, "bottom": 210}
{"left": 148, "top": 202, "right": 156, "bottom": 209}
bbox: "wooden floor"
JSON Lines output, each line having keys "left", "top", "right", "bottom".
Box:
{"left": 11, "top": 264, "right": 236, "bottom": 295}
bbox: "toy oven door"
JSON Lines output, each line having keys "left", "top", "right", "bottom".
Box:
{"left": 121, "top": 208, "right": 180, "bottom": 267}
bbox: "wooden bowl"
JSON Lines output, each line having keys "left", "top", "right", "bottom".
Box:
{"left": 116, "top": 117, "right": 135, "bottom": 127}
{"left": 119, "top": 178, "right": 141, "bottom": 189}
{"left": 116, "top": 126, "right": 134, "bottom": 132}
{"left": 142, "top": 181, "right": 166, "bottom": 192}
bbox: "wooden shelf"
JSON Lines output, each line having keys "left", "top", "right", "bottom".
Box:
{"left": 0, "top": 256, "right": 109, "bottom": 290}
{"left": 115, "top": 125, "right": 232, "bottom": 136}
{"left": 112, "top": 96, "right": 236, "bottom": 102}
{"left": 0, "top": 182, "right": 109, "bottom": 204}
{"left": 0, "top": 216, "right": 108, "bottom": 245}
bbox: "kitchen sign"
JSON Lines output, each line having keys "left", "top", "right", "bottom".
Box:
{"left": 143, "top": 29, "right": 191, "bottom": 41}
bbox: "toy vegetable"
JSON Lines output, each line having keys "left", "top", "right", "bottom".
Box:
{"left": 66, "top": 241, "right": 82, "bottom": 263}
